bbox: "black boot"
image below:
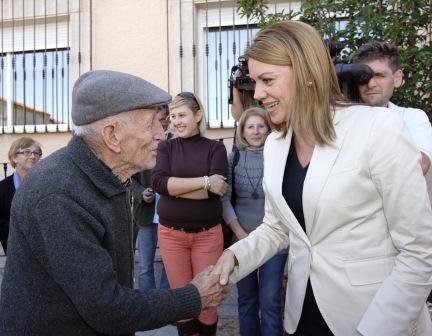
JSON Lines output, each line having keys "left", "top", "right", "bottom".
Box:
{"left": 199, "top": 320, "right": 218, "bottom": 336}
{"left": 176, "top": 319, "right": 200, "bottom": 336}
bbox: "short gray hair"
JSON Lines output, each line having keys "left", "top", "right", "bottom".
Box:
{"left": 73, "top": 110, "right": 137, "bottom": 152}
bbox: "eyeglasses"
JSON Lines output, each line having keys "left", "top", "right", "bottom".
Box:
{"left": 16, "top": 149, "right": 42, "bottom": 158}
{"left": 177, "top": 92, "right": 199, "bottom": 106}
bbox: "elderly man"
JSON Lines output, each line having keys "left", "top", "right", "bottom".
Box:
{"left": 0, "top": 70, "right": 225, "bottom": 335}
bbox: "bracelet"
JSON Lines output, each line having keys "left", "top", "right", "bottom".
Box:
{"left": 203, "top": 175, "right": 211, "bottom": 191}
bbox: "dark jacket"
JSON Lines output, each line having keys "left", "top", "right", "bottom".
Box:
{"left": 0, "top": 174, "right": 15, "bottom": 254}
{"left": 0, "top": 135, "right": 201, "bottom": 336}
{"left": 131, "top": 170, "right": 155, "bottom": 227}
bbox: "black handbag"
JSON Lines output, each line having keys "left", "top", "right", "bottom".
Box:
{"left": 222, "top": 146, "right": 240, "bottom": 249}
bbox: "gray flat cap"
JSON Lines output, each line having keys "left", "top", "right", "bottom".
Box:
{"left": 72, "top": 70, "right": 171, "bottom": 126}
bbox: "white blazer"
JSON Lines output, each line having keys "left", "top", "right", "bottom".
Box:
{"left": 229, "top": 105, "right": 432, "bottom": 336}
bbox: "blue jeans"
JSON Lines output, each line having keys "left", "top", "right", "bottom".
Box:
{"left": 237, "top": 253, "right": 287, "bottom": 336}
{"left": 137, "top": 223, "right": 169, "bottom": 290}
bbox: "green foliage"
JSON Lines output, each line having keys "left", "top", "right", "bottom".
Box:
{"left": 236, "top": 0, "right": 432, "bottom": 115}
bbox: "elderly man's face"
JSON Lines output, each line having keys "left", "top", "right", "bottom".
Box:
{"left": 119, "top": 108, "right": 164, "bottom": 174}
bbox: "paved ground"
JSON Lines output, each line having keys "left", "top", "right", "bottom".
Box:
{"left": 0, "top": 246, "right": 239, "bottom": 336}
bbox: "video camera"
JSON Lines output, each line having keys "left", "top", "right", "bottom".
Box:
{"left": 228, "top": 56, "right": 255, "bottom": 105}
{"left": 327, "top": 41, "right": 374, "bottom": 101}
{"left": 228, "top": 43, "right": 374, "bottom": 104}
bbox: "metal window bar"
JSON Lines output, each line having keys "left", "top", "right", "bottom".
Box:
{"left": 55, "top": 0, "right": 59, "bottom": 131}
{"left": 33, "top": 0, "right": 36, "bottom": 130}
{"left": 12, "top": 0, "right": 16, "bottom": 133}
{"left": 43, "top": 0, "right": 47, "bottom": 130}
{"left": 67, "top": 0, "right": 70, "bottom": 131}
{"left": 205, "top": 0, "right": 209, "bottom": 128}
{"left": 1, "top": 0, "right": 4, "bottom": 133}
{"left": 192, "top": 0, "right": 196, "bottom": 93}
{"left": 179, "top": 0, "right": 183, "bottom": 92}
{"left": 22, "top": 0, "right": 26, "bottom": 130}
{"left": 218, "top": 0, "right": 222, "bottom": 127}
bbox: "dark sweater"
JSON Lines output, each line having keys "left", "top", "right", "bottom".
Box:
{"left": 0, "top": 135, "right": 201, "bottom": 336}
{"left": 152, "top": 133, "right": 228, "bottom": 229}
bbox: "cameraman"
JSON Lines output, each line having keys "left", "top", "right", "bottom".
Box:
{"left": 229, "top": 58, "right": 257, "bottom": 122}
{"left": 353, "top": 42, "right": 432, "bottom": 175}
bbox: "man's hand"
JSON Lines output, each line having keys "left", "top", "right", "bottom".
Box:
{"left": 210, "top": 250, "right": 236, "bottom": 286}
{"left": 190, "top": 266, "right": 228, "bottom": 309}
{"left": 142, "top": 188, "right": 154, "bottom": 203}
{"left": 208, "top": 175, "right": 228, "bottom": 196}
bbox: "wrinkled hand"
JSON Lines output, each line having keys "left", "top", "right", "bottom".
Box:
{"left": 208, "top": 174, "right": 228, "bottom": 196}
{"left": 142, "top": 188, "right": 154, "bottom": 203}
{"left": 190, "top": 266, "right": 228, "bottom": 309}
{"left": 211, "top": 250, "right": 236, "bottom": 286}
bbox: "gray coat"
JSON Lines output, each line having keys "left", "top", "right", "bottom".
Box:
{"left": 0, "top": 135, "right": 200, "bottom": 335}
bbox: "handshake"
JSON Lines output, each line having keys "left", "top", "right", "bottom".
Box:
{"left": 190, "top": 250, "right": 237, "bottom": 310}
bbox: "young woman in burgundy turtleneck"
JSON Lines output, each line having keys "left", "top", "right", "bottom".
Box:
{"left": 152, "top": 92, "right": 228, "bottom": 336}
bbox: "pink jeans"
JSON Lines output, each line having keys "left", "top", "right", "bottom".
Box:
{"left": 158, "top": 224, "right": 223, "bottom": 325}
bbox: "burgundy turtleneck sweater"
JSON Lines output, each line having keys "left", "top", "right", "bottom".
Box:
{"left": 152, "top": 133, "right": 228, "bottom": 230}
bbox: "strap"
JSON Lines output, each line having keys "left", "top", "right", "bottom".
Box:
{"left": 230, "top": 146, "right": 240, "bottom": 205}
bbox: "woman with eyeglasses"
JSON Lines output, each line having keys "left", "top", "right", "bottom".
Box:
{"left": 222, "top": 106, "right": 287, "bottom": 336}
{"left": 152, "top": 92, "right": 228, "bottom": 336}
{"left": 0, "top": 137, "right": 42, "bottom": 254}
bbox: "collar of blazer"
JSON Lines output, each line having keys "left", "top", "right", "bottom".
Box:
{"left": 264, "top": 106, "right": 348, "bottom": 246}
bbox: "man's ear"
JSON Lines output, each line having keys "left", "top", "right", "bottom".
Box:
{"left": 101, "top": 123, "right": 121, "bottom": 153}
{"left": 393, "top": 69, "right": 404, "bottom": 89}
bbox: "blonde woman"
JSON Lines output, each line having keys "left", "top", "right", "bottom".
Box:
{"left": 222, "top": 106, "right": 287, "bottom": 336}
{"left": 213, "top": 21, "right": 432, "bottom": 336}
{"left": 152, "top": 92, "right": 228, "bottom": 336}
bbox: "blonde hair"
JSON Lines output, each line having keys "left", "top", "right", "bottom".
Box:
{"left": 169, "top": 92, "right": 207, "bottom": 136}
{"left": 245, "top": 20, "right": 348, "bottom": 145}
{"left": 236, "top": 107, "right": 270, "bottom": 150}
{"left": 8, "top": 137, "right": 42, "bottom": 168}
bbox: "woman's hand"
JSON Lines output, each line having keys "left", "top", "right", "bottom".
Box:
{"left": 229, "top": 219, "right": 248, "bottom": 240}
{"left": 234, "top": 228, "right": 248, "bottom": 240}
{"left": 210, "top": 250, "right": 237, "bottom": 286}
{"left": 208, "top": 174, "right": 228, "bottom": 196}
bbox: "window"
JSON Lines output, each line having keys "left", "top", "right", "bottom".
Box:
{"left": 205, "top": 25, "right": 259, "bottom": 128}
{"left": 1, "top": 49, "right": 70, "bottom": 132}
{"left": 0, "top": 15, "right": 70, "bottom": 133}
{"left": 0, "top": 0, "right": 90, "bottom": 134}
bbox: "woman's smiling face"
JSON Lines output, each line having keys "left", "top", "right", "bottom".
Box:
{"left": 249, "top": 58, "right": 294, "bottom": 126}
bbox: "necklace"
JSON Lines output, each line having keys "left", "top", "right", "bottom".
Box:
{"left": 244, "top": 151, "right": 263, "bottom": 199}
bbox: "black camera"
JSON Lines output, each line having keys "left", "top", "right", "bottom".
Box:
{"left": 327, "top": 41, "right": 374, "bottom": 101}
{"left": 228, "top": 56, "right": 255, "bottom": 104}
{"left": 335, "top": 63, "right": 374, "bottom": 101}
